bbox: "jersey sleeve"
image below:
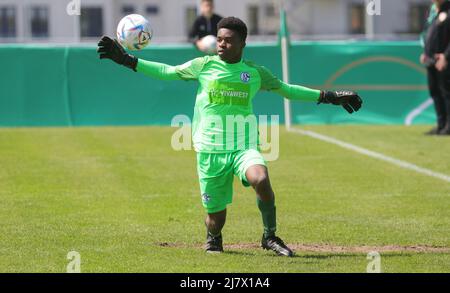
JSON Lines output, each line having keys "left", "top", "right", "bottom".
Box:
{"left": 257, "top": 65, "right": 283, "bottom": 91}
{"left": 272, "top": 81, "right": 321, "bottom": 102}
{"left": 175, "top": 56, "right": 209, "bottom": 81}
{"left": 245, "top": 60, "right": 319, "bottom": 101}
{"left": 136, "top": 59, "right": 181, "bottom": 81}
{"left": 244, "top": 61, "right": 282, "bottom": 91}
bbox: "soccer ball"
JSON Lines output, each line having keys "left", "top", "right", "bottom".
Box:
{"left": 116, "top": 14, "right": 153, "bottom": 51}
{"left": 200, "top": 35, "right": 217, "bottom": 55}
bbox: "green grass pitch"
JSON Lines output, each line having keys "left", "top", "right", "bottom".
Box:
{"left": 0, "top": 125, "right": 449, "bottom": 272}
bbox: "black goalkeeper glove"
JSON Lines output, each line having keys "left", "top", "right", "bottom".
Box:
{"left": 97, "top": 36, "right": 138, "bottom": 71}
{"left": 318, "top": 90, "right": 363, "bottom": 114}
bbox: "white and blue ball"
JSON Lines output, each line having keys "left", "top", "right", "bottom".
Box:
{"left": 200, "top": 35, "right": 217, "bottom": 55}
{"left": 117, "top": 14, "right": 153, "bottom": 51}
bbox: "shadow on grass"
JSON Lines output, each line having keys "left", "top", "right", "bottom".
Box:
{"left": 223, "top": 250, "right": 257, "bottom": 257}
{"left": 297, "top": 252, "right": 413, "bottom": 259}
{"left": 155, "top": 243, "right": 419, "bottom": 259}
{"left": 223, "top": 250, "right": 367, "bottom": 259}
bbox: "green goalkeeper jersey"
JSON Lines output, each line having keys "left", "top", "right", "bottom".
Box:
{"left": 136, "top": 55, "right": 320, "bottom": 153}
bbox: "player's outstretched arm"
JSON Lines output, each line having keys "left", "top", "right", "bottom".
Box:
{"left": 96, "top": 36, "right": 181, "bottom": 81}
{"left": 253, "top": 63, "right": 362, "bottom": 114}
{"left": 273, "top": 82, "right": 363, "bottom": 114}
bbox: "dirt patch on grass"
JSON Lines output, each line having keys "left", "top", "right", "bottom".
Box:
{"left": 156, "top": 242, "right": 450, "bottom": 253}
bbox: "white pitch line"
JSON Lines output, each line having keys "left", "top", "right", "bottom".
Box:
{"left": 405, "top": 98, "right": 434, "bottom": 126}
{"left": 289, "top": 127, "right": 450, "bottom": 183}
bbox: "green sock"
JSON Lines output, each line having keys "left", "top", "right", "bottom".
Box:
{"left": 257, "top": 197, "right": 276, "bottom": 238}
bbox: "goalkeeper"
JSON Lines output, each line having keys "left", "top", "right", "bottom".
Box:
{"left": 97, "top": 17, "right": 362, "bottom": 257}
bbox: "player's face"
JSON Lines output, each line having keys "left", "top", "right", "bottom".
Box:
{"left": 217, "top": 28, "right": 245, "bottom": 64}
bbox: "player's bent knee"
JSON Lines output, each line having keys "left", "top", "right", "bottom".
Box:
{"left": 249, "top": 172, "right": 269, "bottom": 188}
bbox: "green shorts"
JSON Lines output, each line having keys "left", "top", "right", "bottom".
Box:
{"left": 196, "top": 149, "right": 267, "bottom": 214}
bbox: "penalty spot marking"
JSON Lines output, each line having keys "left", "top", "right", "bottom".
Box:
{"left": 289, "top": 127, "right": 450, "bottom": 184}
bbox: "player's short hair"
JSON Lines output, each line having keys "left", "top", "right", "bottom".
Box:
{"left": 217, "top": 17, "right": 248, "bottom": 42}
{"left": 201, "top": 0, "right": 213, "bottom": 4}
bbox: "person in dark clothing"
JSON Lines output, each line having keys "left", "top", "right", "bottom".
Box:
{"left": 421, "top": 0, "right": 450, "bottom": 135}
{"left": 189, "top": 0, "right": 223, "bottom": 53}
